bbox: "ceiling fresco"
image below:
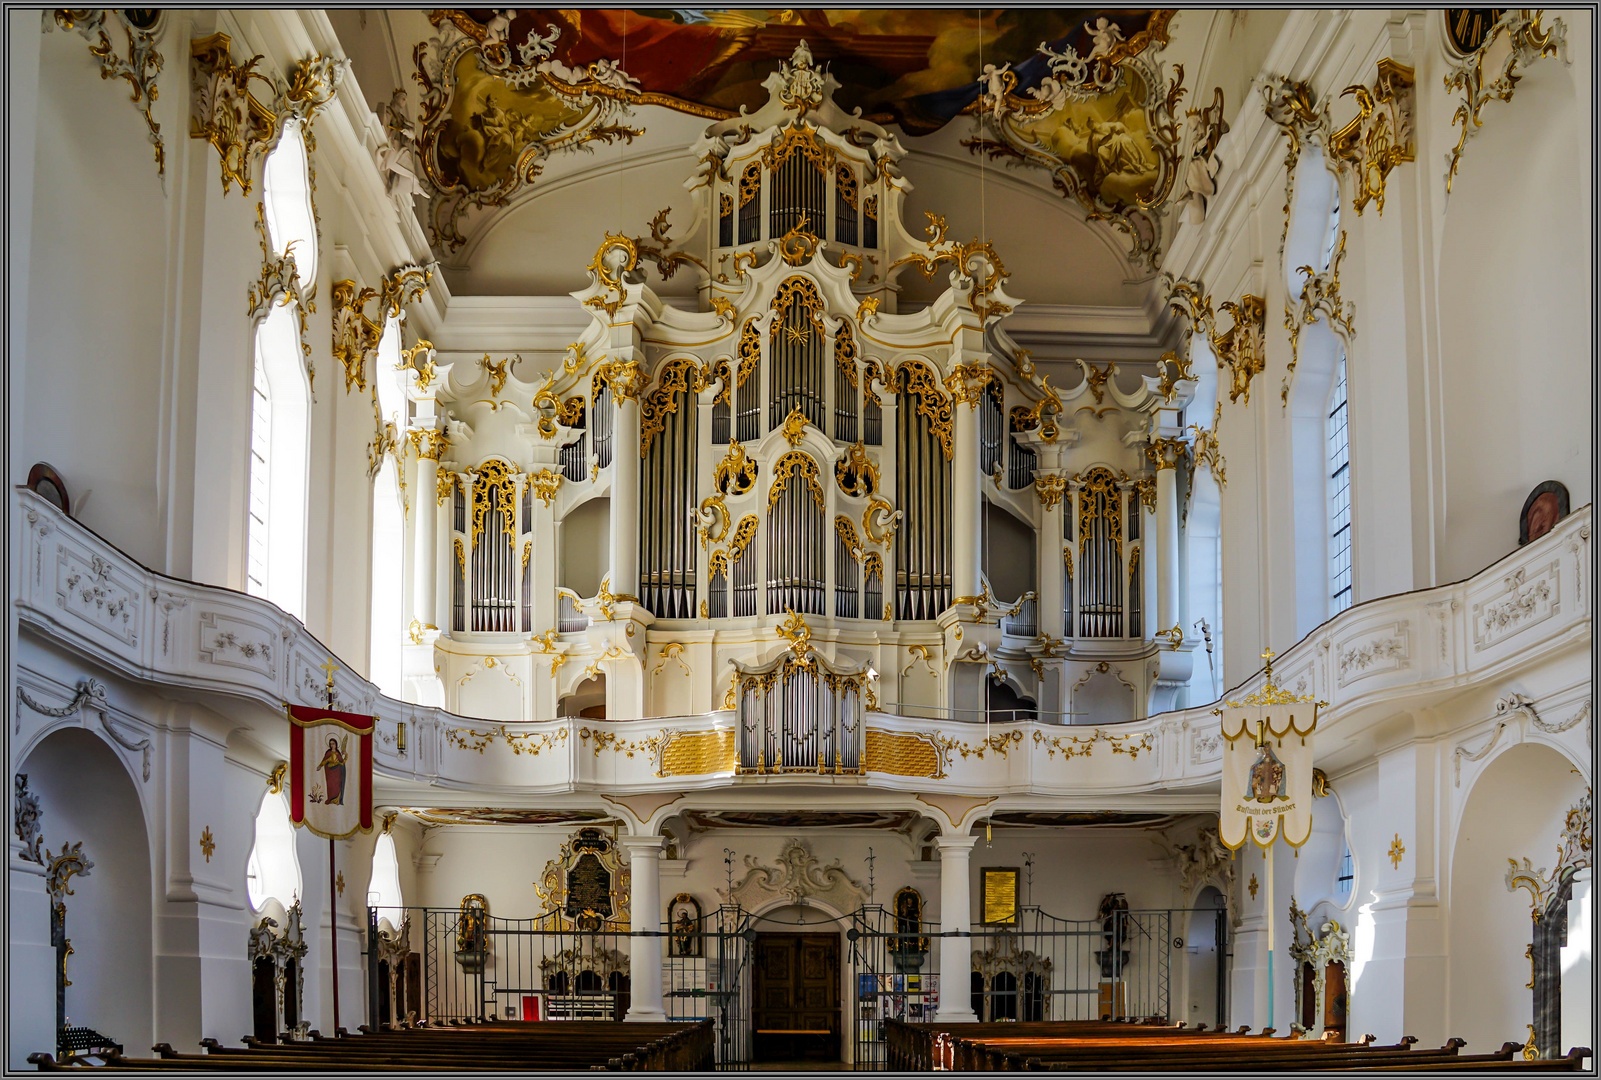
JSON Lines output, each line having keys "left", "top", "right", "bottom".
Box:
{"left": 409, "top": 8, "right": 1191, "bottom": 266}
{"left": 430, "top": 9, "right": 1169, "bottom": 132}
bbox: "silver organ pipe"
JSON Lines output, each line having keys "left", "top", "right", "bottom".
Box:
{"left": 732, "top": 527, "right": 757, "bottom": 617}
{"left": 719, "top": 190, "right": 734, "bottom": 247}
{"left": 834, "top": 325, "right": 858, "bottom": 442}
{"left": 559, "top": 400, "right": 587, "bottom": 481}
{"left": 766, "top": 455, "right": 824, "bottom": 615}
{"left": 451, "top": 479, "right": 466, "bottom": 632}
{"left": 769, "top": 152, "right": 825, "bottom": 240}
{"left": 1078, "top": 467, "right": 1123, "bottom": 638}
{"left": 735, "top": 657, "right": 865, "bottom": 774}
{"left": 1009, "top": 435, "right": 1037, "bottom": 490}
{"left": 863, "top": 552, "right": 883, "bottom": 620}
{"left": 590, "top": 382, "right": 613, "bottom": 469}
{"left": 834, "top": 516, "right": 859, "bottom": 619}
{"left": 640, "top": 376, "right": 698, "bottom": 619}
{"left": 470, "top": 464, "right": 518, "bottom": 633}
{"left": 769, "top": 279, "right": 825, "bottom": 429}
{"left": 736, "top": 319, "right": 761, "bottom": 442}
{"left": 863, "top": 389, "right": 882, "bottom": 445}
{"left": 1127, "top": 494, "right": 1141, "bottom": 638}
{"left": 738, "top": 163, "right": 761, "bottom": 244}
{"left": 894, "top": 368, "right": 951, "bottom": 620}
{"left": 834, "top": 165, "right": 858, "bottom": 245}
{"left": 979, "top": 381, "right": 1003, "bottom": 477}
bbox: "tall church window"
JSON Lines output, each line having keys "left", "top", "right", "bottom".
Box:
{"left": 246, "top": 121, "right": 317, "bottom": 618}
{"left": 370, "top": 318, "right": 405, "bottom": 696}
{"left": 245, "top": 303, "right": 310, "bottom": 618}
{"left": 1327, "top": 355, "right": 1352, "bottom": 614}
{"left": 368, "top": 831, "right": 404, "bottom": 930}
{"left": 246, "top": 789, "right": 302, "bottom": 912}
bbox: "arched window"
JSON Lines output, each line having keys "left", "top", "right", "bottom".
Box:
{"left": 262, "top": 119, "right": 317, "bottom": 289}
{"left": 246, "top": 303, "right": 310, "bottom": 618}
{"left": 368, "top": 831, "right": 404, "bottom": 930}
{"left": 246, "top": 123, "right": 317, "bottom": 618}
{"left": 246, "top": 789, "right": 302, "bottom": 912}
{"left": 1336, "top": 839, "right": 1354, "bottom": 900}
{"left": 1327, "top": 354, "right": 1352, "bottom": 614}
{"left": 370, "top": 318, "right": 406, "bottom": 696}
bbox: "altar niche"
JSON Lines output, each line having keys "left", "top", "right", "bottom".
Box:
{"left": 753, "top": 931, "right": 841, "bottom": 1063}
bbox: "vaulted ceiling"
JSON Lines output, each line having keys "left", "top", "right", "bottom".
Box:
{"left": 325, "top": 8, "right": 1280, "bottom": 338}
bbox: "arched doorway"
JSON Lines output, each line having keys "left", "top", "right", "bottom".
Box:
{"left": 750, "top": 904, "right": 844, "bottom": 1065}
{"left": 17, "top": 728, "right": 153, "bottom": 1059}
{"left": 1185, "top": 886, "right": 1227, "bottom": 1029}
{"left": 1448, "top": 742, "right": 1587, "bottom": 1052}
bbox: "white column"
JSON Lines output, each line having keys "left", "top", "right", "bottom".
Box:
{"left": 620, "top": 836, "right": 666, "bottom": 1021}
{"left": 951, "top": 397, "right": 982, "bottom": 603}
{"left": 933, "top": 835, "right": 979, "bottom": 1023}
{"left": 1038, "top": 475, "right": 1065, "bottom": 640}
{"left": 1140, "top": 488, "right": 1157, "bottom": 640}
{"left": 1151, "top": 439, "right": 1184, "bottom": 637}
{"left": 609, "top": 393, "right": 642, "bottom": 600}
{"left": 410, "top": 435, "right": 441, "bottom": 626}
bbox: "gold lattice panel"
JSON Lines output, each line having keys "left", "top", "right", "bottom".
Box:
{"left": 659, "top": 730, "right": 736, "bottom": 777}
{"left": 864, "top": 730, "right": 944, "bottom": 779}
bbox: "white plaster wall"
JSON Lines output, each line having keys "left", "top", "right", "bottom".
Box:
{"left": 1447, "top": 742, "right": 1587, "bottom": 1052}
{"left": 18, "top": 728, "right": 154, "bottom": 1060}
{"left": 1432, "top": 17, "right": 1593, "bottom": 582}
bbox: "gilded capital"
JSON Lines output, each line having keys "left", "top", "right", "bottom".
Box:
{"left": 1033, "top": 473, "right": 1068, "bottom": 511}
{"left": 408, "top": 427, "right": 448, "bottom": 460}
{"left": 943, "top": 361, "right": 993, "bottom": 409}
{"left": 600, "top": 359, "right": 648, "bottom": 403}
{"left": 1146, "top": 437, "right": 1190, "bottom": 471}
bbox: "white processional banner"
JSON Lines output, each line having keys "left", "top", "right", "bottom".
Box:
{"left": 288, "top": 705, "right": 374, "bottom": 840}
{"left": 1216, "top": 674, "right": 1321, "bottom": 850}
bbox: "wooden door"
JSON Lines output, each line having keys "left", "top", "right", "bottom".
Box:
{"left": 753, "top": 933, "right": 840, "bottom": 1062}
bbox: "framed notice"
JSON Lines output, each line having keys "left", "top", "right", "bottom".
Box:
{"left": 981, "top": 866, "right": 1020, "bottom": 925}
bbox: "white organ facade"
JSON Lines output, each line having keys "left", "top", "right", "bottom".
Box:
{"left": 418, "top": 50, "right": 1201, "bottom": 737}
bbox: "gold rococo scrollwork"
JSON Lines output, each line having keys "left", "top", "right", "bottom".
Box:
{"left": 1284, "top": 230, "right": 1356, "bottom": 405}
{"left": 768, "top": 450, "right": 825, "bottom": 513}
{"left": 470, "top": 458, "right": 520, "bottom": 544}
{"left": 1034, "top": 473, "right": 1068, "bottom": 511}
{"left": 834, "top": 441, "right": 880, "bottom": 498}
{"left": 894, "top": 359, "right": 954, "bottom": 461}
{"left": 1329, "top": 59, "right": 1416, "bottom": 216}
{"left": 639, "top": 357, "right": 707, "bottom": 457}
{"left": 51, "top": 10, "right": 166, "bottom": 179}
{"left": 1444, "top": 11, "right": 1567, "bottom": 195}
{"left": 714, "top": 440, "right": 759, "bottom": 496}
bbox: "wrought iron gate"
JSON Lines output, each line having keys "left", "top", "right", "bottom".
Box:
{"left": 966, "top": 907, "right": 1173, "bottom": 1024}
{"left": 404, "top": 907, "right": 632, "bottom": 1023}
{"left": 663, "top": 904, "right": 755, "bottom": 1070}
{"left": 848, "top": 905, "right": 943, "bottom": 1070}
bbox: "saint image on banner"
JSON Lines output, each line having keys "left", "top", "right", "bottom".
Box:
{"left": 288, "top": 705, "right": 374, "bottom": 840}
{"left": 317, "top": 736, "right": 349, "bottom": 806}
{"left": 1248, "top": 741, "right": 1286, "bottom": 803}
{"left": 1215, "top": 653, "right": 1322, "bottom": 851}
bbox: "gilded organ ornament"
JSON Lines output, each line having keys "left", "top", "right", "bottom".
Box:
{"left": 714, "top": 441, "right": 759, "bottom": 496}
{"left": 963, "top": 13, "right": 1183, "bottom": 270}
{"left": 834, "top": 442, "right": 880, "bottom": 498}
{"left": 1284, "top": 231, "right": 1356, "bottom": 405}
{"left": 1328, "top": 60, "right": 1416, "bottom": 216}
{"left": 1443, "top": 10, "right": 1567, "bottom": 194}
{"left": 50, "top": 10, "right": 166, "bottom": 180}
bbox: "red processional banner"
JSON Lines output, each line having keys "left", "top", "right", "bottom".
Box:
{"left": 288, "top": 705, "right": 375, "bottom": 839}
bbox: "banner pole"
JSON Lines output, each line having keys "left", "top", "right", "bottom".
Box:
{"left": 330, "top": 836, "right": 341, "bottom": 1033}
{"left": 1265, "top": 840, "right": 1274, "bottom": 1033}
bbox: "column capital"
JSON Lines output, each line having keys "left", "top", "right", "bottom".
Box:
{"left": 407, "top": 427, "right": 448, "bottom": 460}
{"left": 617, "top": 834, "right": 666, "bottom": 855}
{"left": 935, "top": 834, "right": 981, "bottom": 853}
{"left": 598, "top": 359, "right": 648, "bottom": 402}
{"left": 1033, "top": 472, "right": 1068, "bottom": 510}
{"left": 943, "top": 361, "right": 994, "bottom": 409}
{"left": 1146, "top": 436, "right": 1191, "bottom": 471}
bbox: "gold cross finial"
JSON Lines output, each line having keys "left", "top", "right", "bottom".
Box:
{"left": 1261, "top": 648, "right": 1276, "bottom": 663}
{"left": 320, "top": 657, "right": 339, "bottom": 688}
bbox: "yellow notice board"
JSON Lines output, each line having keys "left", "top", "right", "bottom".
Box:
{"left": 981, "top": 867, "right": 1019, "bottom": 925}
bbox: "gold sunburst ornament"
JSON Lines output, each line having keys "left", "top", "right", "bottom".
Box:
{"left": 1389, "top": 833, "right": 1405, "bottom": 869}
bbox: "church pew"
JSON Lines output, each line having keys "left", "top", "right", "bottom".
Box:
{"left": 32, "top": 1020, "right": 713, "bottom": 1072}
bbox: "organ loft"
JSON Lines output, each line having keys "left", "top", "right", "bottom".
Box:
{"left": 412, "top": 43, "right": 1200, "bottom": 738}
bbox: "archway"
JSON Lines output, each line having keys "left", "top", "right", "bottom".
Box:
{"left": 1185, "top": 885, "right": 1227, "bottom": 1030}
{"left": 1448, "top": 742, "right": 1587, "bottom": 1052}
{"left": 17, "top": 727, "right": 153, "bottom": 1061}
{"left": 749, "top": 902, "right": 847, "bottom": 1065}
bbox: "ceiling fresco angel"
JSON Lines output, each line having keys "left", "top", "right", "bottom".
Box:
{"left": 429, "top": 9, "right": 1171, "bottom": 130}
{"left": 416, "top": 8, "right": 1179, "bottom": 254}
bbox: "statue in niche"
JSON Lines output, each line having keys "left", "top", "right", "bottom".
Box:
{"left": 1520, "top": 481, "right": 1570, "bottom": 546}
{"left": 668, "top": 893, "right": 702, "bottom": 957}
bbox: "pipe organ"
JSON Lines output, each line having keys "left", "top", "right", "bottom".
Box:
{"left": 408, "top": 43, "right": 1199, "bottom": 729}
